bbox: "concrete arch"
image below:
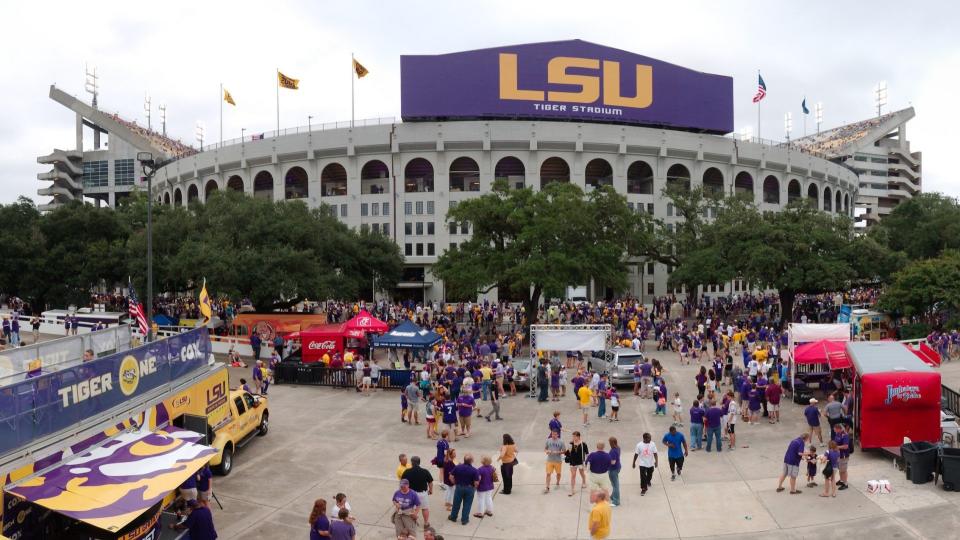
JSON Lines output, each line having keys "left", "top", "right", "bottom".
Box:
{"left": 494, "top": 156, "right": 526, "bottom": 189}
{"left": 823, "top": 186, "right": 833, "bottom": 212}
{"left": 227, "top": 175, "right": 244, "bottom": 192}
{"left": 187, "top": 184, "right": 199, "bottom": 204}
{"left": 787, "top": 179, "right": 802, "bottom": 203}
{"left": 807, "top": 182, "right": 819, "bottom": 209}
{"left": 285, "top": 166, "right": 309, "bottom": 199}
{"left": 403, "top": 157, "right": 434, "bottom": 193}
{"left": 734, "top": 171, "right": 754, "bottom": 199}
{"left": 540, "top": 156, "right": 570, "bottom": 188}
{"left": 702, "top": 167, "right": 724, "bottom": 196}
{"left": 174, "top": 187, "right": 183, "bottom": 206}
{"left": 762, "top": 175, "right": 780, "bottom": 204}
{"left": 449, "top": 156, "right": 480, "bottom": 192}
{"left": 666, "top": 163, "right": 690, "bottom": 191}
{"left": 627, "top": 160, "right": 654, "bottom": 194}
{"left": 585, "top": 158, "right": 613, "bottom": 189}
{"left": 204, "top": 179, "right": 219, "bottom": 200}
{"left": 253, "top": 170, "right": 274, "bottom": 200}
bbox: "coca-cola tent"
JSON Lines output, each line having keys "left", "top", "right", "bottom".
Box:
{"left": 344, "top": 310, "right": 389, "bottom": 334}
{"left": 372, "top": 320, "right": 441, "bottom": 350}
{"left": 295, "top": 323, "right": 366, "bottom": 363}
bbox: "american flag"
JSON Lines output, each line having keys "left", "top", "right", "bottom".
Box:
{"left": 752, "top": 73, "right": 767, "bottom": 103}
{"left": 128, "top": 282, "right": 149, "bottom": 336}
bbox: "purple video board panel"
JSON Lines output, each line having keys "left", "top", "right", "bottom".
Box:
{"left": 401, "top": 40, "right": 733, "bottom": 134}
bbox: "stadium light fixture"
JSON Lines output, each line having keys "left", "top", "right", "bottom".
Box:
{"left": 784, "top": 112, "right": 793, "bottom": 141}
{"left": 144, "top": 95, "right": 152, "bottom": 130}
{"left": 739, "top": 126, "right": 753, "bottom": 142}
{"left": 815, "top": 102, "right": 823, "bottom": 133}
{"left": 874, "top": 81, "right": 888, "bottom": 117}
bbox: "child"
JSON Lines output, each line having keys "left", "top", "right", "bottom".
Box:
{"left": 821, "top": 441, "right": 840, "bottom": 498}
{"left": 424, "top": 394, "right": 437, "bottom": 439}
{"left": 805, "top": 444, "right": 819, "bottom": 488}
{"left": 609, "top": 389, "right": 620, "bottom": 422}
{"left": 672, "top": 392, "right": 683, "bottom": 425}
{"left": 655, "top": 389, "right": 667, "bottom": 416}
{"left": 401, "top": 392, "right": 409, "bottom": 423}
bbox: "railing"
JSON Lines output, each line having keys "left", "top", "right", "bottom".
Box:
{"left": 943, "top": 385, "right": 960, "bottom": 417}
{"left": 274, "top": 363, "right": 414, "bottom": 390}
{"left": 195, "top": 117, "right": 397, "bottom": 153}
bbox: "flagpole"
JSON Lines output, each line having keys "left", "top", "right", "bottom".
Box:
{"left": 276, "top": 68, "right": 280, "bottom": 135}
{"left": 219, "top": 83, "right": 223, "bottom": 148}
{"left": 756, "top": 70, "right": 761, "bottom": 141}
{"left": 351, "top": 53, "right": 355, "bottom": 129}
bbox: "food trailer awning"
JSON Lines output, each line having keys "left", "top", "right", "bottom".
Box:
{"left": 794, "top": 340, "right": 852, "bottom": 370}
{"left": 4, "top": 426, "right": 215, "bottom": 532}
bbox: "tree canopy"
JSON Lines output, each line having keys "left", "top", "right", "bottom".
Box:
{"left": 0, "top": 191, "right": 403, "bottom": 311}
{"left": 878, "top": 250, "right": 960, "bottom": 320}
{"left": 433, "top": 181, "right": 638, "bottom": 322}
{"left": 872, "top": 193, "right": 960, "bottom": 261}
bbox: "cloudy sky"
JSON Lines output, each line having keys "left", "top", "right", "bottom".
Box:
{"left": 2, "top": 0, "right": 957, "bottom": 204}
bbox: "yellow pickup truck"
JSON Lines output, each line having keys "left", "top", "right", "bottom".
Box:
{"left": 167, "top": 366, "right": 269, "bottom": 476}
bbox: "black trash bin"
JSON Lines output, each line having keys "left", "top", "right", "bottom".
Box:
{"left": 939, "top": 447, "right": 960, "bottom": 490}
{"left": 902, "top": 441, "right": 938, "bottom": 484}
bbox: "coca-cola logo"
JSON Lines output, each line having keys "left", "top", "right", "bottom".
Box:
{"left": 308, "top": 340, "right": 337, "bottom": 350}
{"left": 356, "top": 317, "right": 373, "bottom": 327}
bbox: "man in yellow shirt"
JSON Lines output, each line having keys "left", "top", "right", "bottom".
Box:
{"left": 396, "top": 453, "right": 412, "bottom": 479}
{"left": 589, "top": 490, "right": 612, "bottom": 539}
{"left": 578, "top": 384, "right": 594, "bottom": 427}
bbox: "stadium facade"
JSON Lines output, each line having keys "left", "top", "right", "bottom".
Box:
{"left": 39, "top": 40, "right": 877, "bottom": 303}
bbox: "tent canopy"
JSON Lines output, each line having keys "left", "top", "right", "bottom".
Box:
{"left": 789, "top": 323, "right": 850, "bottom": 345}
{"left": 794, "top": 339, "right": 852, "bottom": 370}
{"left": 372, "top": 320, "right": 441, "bottom": 350}
{"left": 344, "top": 310, "right": 389, "bottom": 333}
{"left": 4, "top": 426, "right": 215, "bottom": 532}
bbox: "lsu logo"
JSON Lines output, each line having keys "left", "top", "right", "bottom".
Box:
{"left": 119, "top": 356, "right": 141, "bottom": 396}
{"left": 499, "top": 53, "right": 653, "bottom": 108}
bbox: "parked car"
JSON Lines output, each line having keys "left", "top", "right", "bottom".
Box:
{"left": 588, "top": 347, "right": 644, "bottom": 386}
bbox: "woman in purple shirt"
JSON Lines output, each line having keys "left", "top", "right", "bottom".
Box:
{"left": 309, "top": 498, "right": 331, "bottom": 539}
{"left": 473, "top": 456, "right": 496, "bottom": 518}
{"left": 748, "top": 383, "right": 762, "bottom": 425}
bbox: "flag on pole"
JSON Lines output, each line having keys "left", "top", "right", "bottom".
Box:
{"left": 278, "top": 71, "right": 299, "bottom": 89}
{"left": 223, "top": 88, "right": 236, "bottom": 106}
{"left": 752, "top": 73, "right": 767, "bottom": 103}
{"left": 802, "top": 97, "right": 809, "bottom": 114}
{"left": 199, "top": 278, "right": 213, "bottom": 323}
{"left": 353, "top": 58, "right": 369, "bottom": 78}
{"left": 128, "top": 281, "right": 149, "bottom": 336}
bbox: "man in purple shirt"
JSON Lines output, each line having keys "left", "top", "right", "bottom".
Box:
{"left": 804, "top": 398, "right": 823, "bottom": 444}
{"left": 776, "top": 433, "right": 811, "bottom": 494}
{"left": 585, "top": 441, "right": 613, "bottom": 494}
{"left": 456, "top": 393, "right": 475, "bottom": 437}
{"left": 704, "top": 401, "right": 724, "bottom": 452}
{"left": 689, "top": 400, "right": 706, "bottom": 450}
{"left": 448, "top": 454, "right": 480, "bottom": 525}
{"left": 391, "top": 479, "right": 420, "bottom": 537}
{"left": 170, "top": 499, "right": 217, "bottom": 539}
{"left": 832, "top": 423, "right": 851, "bottom": 490}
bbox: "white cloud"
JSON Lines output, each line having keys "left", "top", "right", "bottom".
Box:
{"left": 2, "top": 0, "right": 957, "bottom": 204}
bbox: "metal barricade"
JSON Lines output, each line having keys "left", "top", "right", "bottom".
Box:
{"left": 275, "top": 363, "right": 412, "bottom": 391}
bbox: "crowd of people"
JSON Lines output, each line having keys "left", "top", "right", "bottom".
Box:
{"left": 109, "top": 112, "right": 198, "bottom": 159}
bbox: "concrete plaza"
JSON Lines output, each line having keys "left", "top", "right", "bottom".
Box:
{"left": 212, "top": 348, "right": 960, "bottom": 539}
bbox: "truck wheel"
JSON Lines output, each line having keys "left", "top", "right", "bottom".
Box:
{"left": 215, "top": 445, "right": 234, "bottom": 476}
{"left": 258, "top": 413, "right": 269, "bottom": 436}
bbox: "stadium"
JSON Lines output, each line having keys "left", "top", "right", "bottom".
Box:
{"left": 39, "top": 40, "right": 920, "bottom": 303}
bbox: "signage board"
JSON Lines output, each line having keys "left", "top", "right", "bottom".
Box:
{"left": 401, "top": 40, "right": 733, "bottom": 134}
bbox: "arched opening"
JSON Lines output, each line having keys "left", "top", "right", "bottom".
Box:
{"left": 627, "top": 160, "right": 653, "bottom": 194}
{"left": 205, "top": 179, "right": 218, "bottom": 200}
{"left": 187, "top": 184, "right": 199, "bottom": 204}
{"left": 540, "top": 157, "right": 570, "bottom": 188}
{"left": 734, "top": 171, "right": 754, "bottom": 198}
{"left": 787, "top": 179, "right": 802, "bottom": 203}
{"left": 361, "top": 160, "right": 389, "bottom": 194}
{"left": 285, "top": 166, "right": 309, "bottom": 199}
{"left": 253, "top": 171, "right": 274, "bottom": 200}
{"left": 835, "top": 190, "right": 842, "bottom": 213}
{"left": 807, "top": 183, "right": 819, "bottom": 209}
{"left": 404, "top": 158, "right": 434, "bottom": 193}
{"left": 227, "top": 175, "right": 244, "bottom": 192}
{"left": 702, "top": 167, "right": 724, "bottom": 196}
{"left": 763, "top": 175, "right": 780, "bottom": 204}
{"left": 823, "top": 186, "right": 833, "bottom": 212}
{"left": 844, "top": 194, "right": 850, "bottom": 214}
{"left": 666, "top": 164, "right": 690, "bottom": 191}
{"left": 494, "top": 156, "right": 525, "bottom": 189}
{"left": 163, "top": 192, "right": 171, "bottom": 205}
{"left": 320, "top": 163, "right": 347, "bottom": 197}
{"left": 174, "top": 188, "right": 183, "bottom": 206}
{"left": 585, "top": 158, "right": 613, "bottom": 190}
{"left": 449, "top": 157, "right": 480, "bottom": 192}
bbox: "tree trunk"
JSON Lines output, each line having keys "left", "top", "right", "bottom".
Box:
{"left": 778, "top": 289, "right": 796, "bottom": 331}
{"left": 523, "top": 285, "right": 543, "bottom": 332}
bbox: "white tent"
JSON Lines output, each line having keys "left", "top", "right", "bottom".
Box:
{"left": 787, "top": 323, "right": 851, "bottom": 398}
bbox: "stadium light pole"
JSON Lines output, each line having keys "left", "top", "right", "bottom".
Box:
{"left": 137, "top": 152, "right": 174, "bottom": 342}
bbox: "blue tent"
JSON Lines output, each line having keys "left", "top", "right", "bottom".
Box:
{"left": 372, "top": 320, "right": 441, "bottom": 350}
{"left": 152, "top": 314, "right": 178, "bottom": 327}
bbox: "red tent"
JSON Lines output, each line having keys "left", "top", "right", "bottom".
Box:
{"left": 794, "top": 340, "right": 852, "bottom": 370}
{"left": 344, "top": 310, "right": 389, "bottom": 333}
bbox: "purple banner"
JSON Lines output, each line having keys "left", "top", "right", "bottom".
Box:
{"left": 401, "top": 40, "right": 733, "bottom": 134}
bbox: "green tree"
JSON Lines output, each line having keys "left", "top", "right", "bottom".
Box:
{"left": 878, "top": 250, "right": 960, "bottom": 319}
{"left": 433, "top": 181, "right": 638, "bottom": 324}
{"left": 873, "top": 193, "right": 960, "bottom": 260}
{"left": 0, "top": 197, "right": 44, "bottom": 306}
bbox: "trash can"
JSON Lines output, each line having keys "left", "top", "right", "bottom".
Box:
{"left": 902, "top": 441, "right": 938, "bottom": 484}
{"left": 939, "top": 447, "right": 960, "bottom": 490}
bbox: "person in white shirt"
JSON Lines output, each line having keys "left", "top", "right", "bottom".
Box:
{"left": 747, "top": 358, "right": 760, "bottom": 381}
{"left": 726, "top": 392, "right": 739, "bottom": 450}
{"left": 631, "top": 433, "right": 658, "bottom": 495}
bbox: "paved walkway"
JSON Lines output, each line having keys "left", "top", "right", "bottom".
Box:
{"left": 212, "top": 348, "right": 960, "bottom": 539}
